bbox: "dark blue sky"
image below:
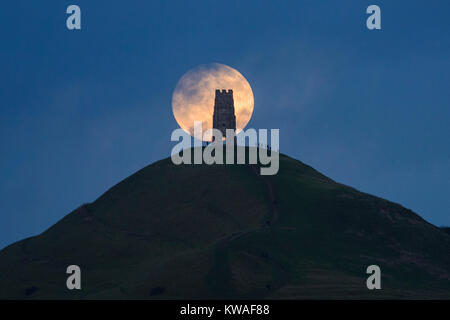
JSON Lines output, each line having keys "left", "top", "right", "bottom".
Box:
{"left": 1, "top": 1, "right": 449, "bottom": 249}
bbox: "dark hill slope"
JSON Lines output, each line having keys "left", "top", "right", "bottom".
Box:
{"left": 0, "top": 149, "right": 449, "bottom": 299}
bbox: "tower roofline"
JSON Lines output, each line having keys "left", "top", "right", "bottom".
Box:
{"left": 215, "top": 89, "right": 233, "bottom": 95}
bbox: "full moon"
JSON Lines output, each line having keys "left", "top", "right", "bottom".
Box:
{"left": 172, "top": 63, "right": 254, "bottom": 141}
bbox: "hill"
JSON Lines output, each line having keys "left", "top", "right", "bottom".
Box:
{"left": 0, "top": 148, "right": 449, "bottom": 299}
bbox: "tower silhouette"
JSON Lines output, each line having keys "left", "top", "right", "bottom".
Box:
{"left": 212, "top": 89, "right": 236, "bottom": 140}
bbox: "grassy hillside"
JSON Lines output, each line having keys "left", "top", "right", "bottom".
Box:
{"left": 0, "top": 148, "right": 449, "bottom": 299}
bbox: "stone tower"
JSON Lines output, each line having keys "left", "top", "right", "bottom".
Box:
{"left": 213, "top": 89, "right": 236, "bottom": 139}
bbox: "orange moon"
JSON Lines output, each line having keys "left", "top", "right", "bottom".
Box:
{"left": 172, "top": 63, "right": 254, "bottom": 141}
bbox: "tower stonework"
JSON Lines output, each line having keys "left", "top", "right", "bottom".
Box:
{"left": 212, "top": 89, "right": 236, "bottom": 139}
